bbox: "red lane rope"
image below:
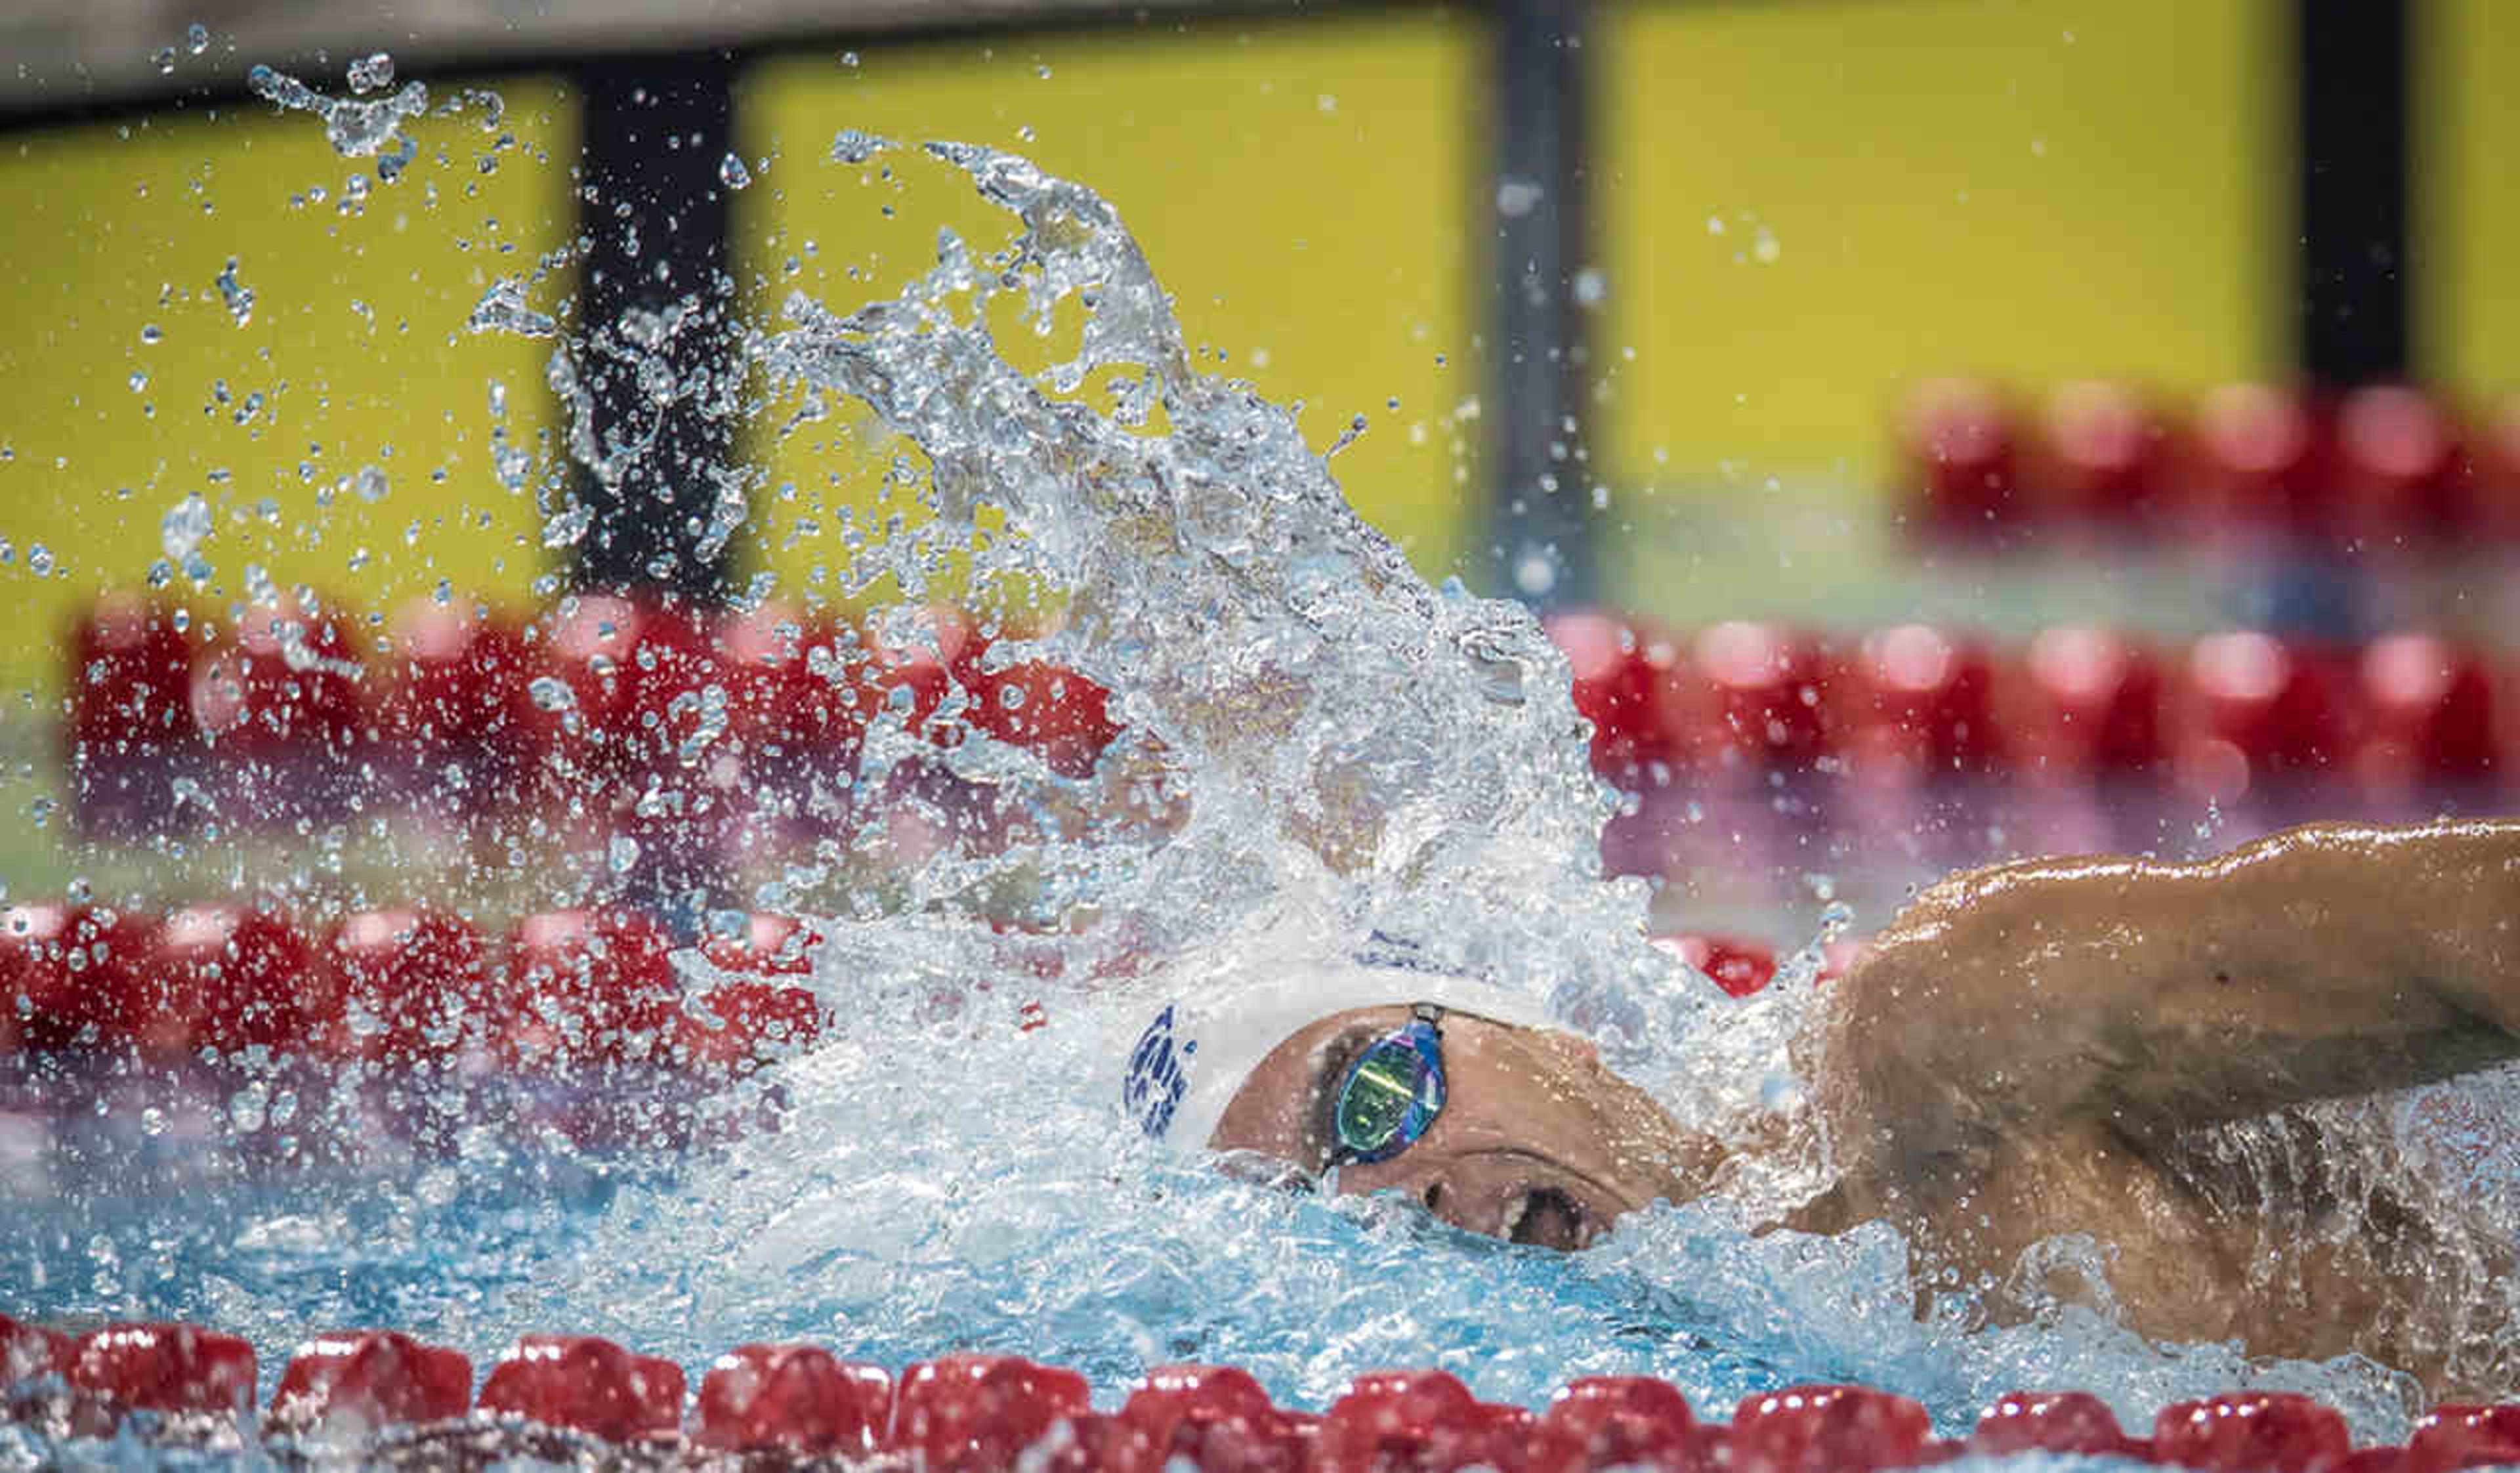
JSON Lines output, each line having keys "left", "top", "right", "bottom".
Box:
{"left": 5, "top": 1319, "right": 2513, "bottom": 1470}
{"left": 1549, "top": 610, "right": 2511, "bottom": 811}
{"left": 1900, "top": 379, "right": 2520, "bottom": 551}
{"left": 0, "top": 899, "right": 1816, "bottom": 1070}
{"left": 1, "top": 903, "right": 822, "bottom": 1078}
{"left": 62, "top": 591, "right": 2520, "bottom": 856}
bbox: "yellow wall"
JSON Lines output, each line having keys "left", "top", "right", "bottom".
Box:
{"left": 730, "top": 12, "right": 1482, "bottom": 608}
{"left": 1597, "top": 0, "right": 2287, "bottom": 493}
{"left": 0, "top": 79, "right": 579, "bottom": 702}
{"left": 7, "top": 0, "right": 2513, "bottom": 709}
{"left": 2416, "top": 0, "right": 2520, "bottom": 397}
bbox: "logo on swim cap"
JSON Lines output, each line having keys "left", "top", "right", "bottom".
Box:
{"left": 1123, "top": 1003, "right": 1194, "bottom": 1139}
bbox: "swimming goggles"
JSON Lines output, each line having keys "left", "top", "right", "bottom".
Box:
{"left": 1326, "top": 1003, "right": 1447, "bottom": 1168}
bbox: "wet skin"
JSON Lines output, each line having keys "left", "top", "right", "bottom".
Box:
{"left": 1208, "top": 817, "right": 2520, "bottom": 1400}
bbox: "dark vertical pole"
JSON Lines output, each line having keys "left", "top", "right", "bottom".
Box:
{"left": 572, "top": 56, "right": 742, "bottom": 929}
{"left": 574, "top": 55, "right": 742, "bottom": 606}
{"left": 1488, "top": 0, "right": 1598, "bottom": 610}
{"left": 2297, "top": 0, "right": 2408, "bottom": 387}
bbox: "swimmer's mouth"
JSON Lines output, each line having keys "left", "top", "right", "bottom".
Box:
{"left": 1503, "top": 1185, "right": 1594, "bottom": 1250}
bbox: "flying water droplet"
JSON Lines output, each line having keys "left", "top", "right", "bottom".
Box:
{"left": 377, "top": 133, "right": 418, "bottom": 182}
{"left": 152, "top": 46, "right": 177, "bottom": 75}
{"left": 347, "top": 53, "right": 396, "bottom": 94}
{"left": 608, "top": 834, "right": 640, "bottom": 876}
{"left": 186, "top": 22, "right": 208, "bottom": 54}
{"left": 161, "top": 493, "right": 213, "bottom": 564}
{"left": 1513, "top": 547, "right": 1557, "bottom": 597}
{"left": 541, "top": 502, "right": 593, "bottom": 548}
{"left": 466, "top": 278, "right": 558, "bottom": 338}
{"left": 719, "top": 152, "right": 752, "bottom": 190}
{"left": 228, "top": 1082, "right": 268, "bottom": 1134}
{"left": 493, "top": 442, "right": 531, "bottom": 492}
{"left": 247, "top": 62, "right": 428, "bottom": 161}
{"left": 215, "top": 257, "right": 253, "bottom": 326}
{"left": 831, "top": 129, "right": 891, "bottom": 165}
{"left": 527, "top": 676, "right": 576, "bottom": 712}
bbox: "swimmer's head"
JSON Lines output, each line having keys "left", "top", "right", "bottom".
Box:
{"left": 1121, "top": 939, "right": 1706, "bottom": 1249}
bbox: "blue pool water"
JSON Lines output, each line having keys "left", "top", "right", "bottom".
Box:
{"left": 12, "top": 933, "right": 2500, "bottom": 1450}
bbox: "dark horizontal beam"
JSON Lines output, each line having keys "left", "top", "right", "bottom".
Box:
{"left": 0, "top": 0, "right": 1417, "bottom": 125}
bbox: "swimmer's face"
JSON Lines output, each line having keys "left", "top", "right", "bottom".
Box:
{"left": 1206, "top": 1006, "right": 1705, "bottom": 1250}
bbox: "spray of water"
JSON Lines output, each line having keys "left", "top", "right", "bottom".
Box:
{"left": 740, "top": 142, "right": 1665, "bottom": 1012}
{"left": 490, "top": 140, "right": 2479, "bottom": 1438}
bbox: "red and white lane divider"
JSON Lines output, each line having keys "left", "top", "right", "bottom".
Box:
{"left": 1, "top": 896, "right": 1811, "bottom": 1070}
{"left": 64, "top": 591, "right": 1124, "bottom": 842}
{"left": 1550, "top": 612, "right": 2512, "bottom": 811}
{"left": 69, "top": 589, "right": 2516, "bottom": 868}
{"left": 0, "top": 903, "right": 820, "bottom": 1076}
{"left": 1902, "top": 377, "right": 2520, "bottom": 551}
{"left": 5, "top": 1316, "right": 2515, "bottom": 1471}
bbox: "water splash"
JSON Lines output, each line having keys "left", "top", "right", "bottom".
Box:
{"left": 749, "top": 141, "right": 1658, "bottom": 1025}
{"left": 495, "top": 141, "right": 2520, "bottom": 1444}
{"left": 245, "top": 62, "right": 427, "bottom": 163}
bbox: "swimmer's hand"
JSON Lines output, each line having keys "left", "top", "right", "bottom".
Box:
{"left": 1809, "top": 817, "right": 2520, "bottom": 1178}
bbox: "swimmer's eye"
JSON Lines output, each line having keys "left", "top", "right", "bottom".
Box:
{"left": 1308, "top": 1029, "right": 1374, "bottom": 1173}
{"left": 1316, "top": 1004, "right": 1446, "bottom": 1170}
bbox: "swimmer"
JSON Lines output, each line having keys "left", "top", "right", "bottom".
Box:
{"left": 1123, "top": 817, "right": 2520, "bottom": 1400}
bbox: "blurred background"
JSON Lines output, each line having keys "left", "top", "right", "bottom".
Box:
{"left": 1, "top": 0, "right": 2516, "bottom": 929}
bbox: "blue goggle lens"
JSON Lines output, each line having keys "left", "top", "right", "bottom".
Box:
{"left": 1332, "top": 1017, "right": 1446, "bottom": 1164}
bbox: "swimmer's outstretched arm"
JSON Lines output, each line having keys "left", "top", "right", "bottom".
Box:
{"left": 1809, "top": 818, "right": 2520, "bottom": 1176}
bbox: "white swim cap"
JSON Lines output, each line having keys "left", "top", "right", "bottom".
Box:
{"left": 1119, "top": 929, "right": 1553, "bottom": 1153}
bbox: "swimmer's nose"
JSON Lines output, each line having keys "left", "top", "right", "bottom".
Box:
{"left": 1386, "top": 1163, "right": 1468, "bottom": 1233}
{"left": 1404, "top": 1169, "right": 1549, "bottom": 1245}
